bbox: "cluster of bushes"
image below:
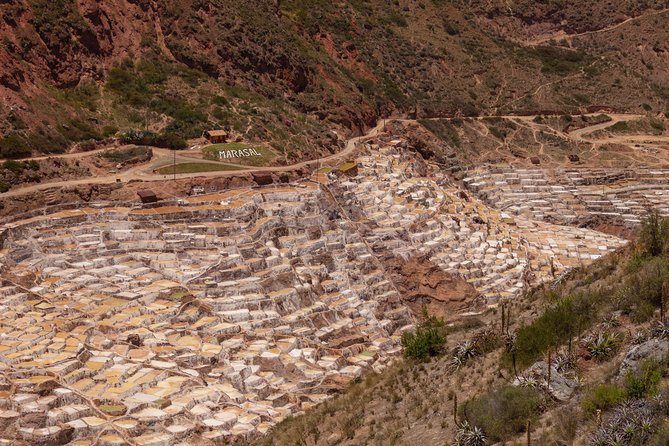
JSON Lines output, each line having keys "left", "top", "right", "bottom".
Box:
{"left": 0, "top": 115, "right": 110, "bottom": 159}
{"left": 582, "top": 358, "right": 665, "bottom": 416}
{"left": 0, "top": 135, "right": 32, "bottom": 159}
{"left": 401, "top": 308, "right": 446, "bottom": 360}
{"left": 106, "top": 56, "right": 210, "bottom": 139}
{"left": 458, "top": 385, "right": 543, "bottom": 443}
{"left": 506, "top": 211, "right": 669, "bottom": 370}
{"left": 451, "top": 328, "right": 501, "bottom": 369}
{"left": 533, "top": 46, "right": 589, "bottom": 75}
{"left": 120, "top": 130, "right": 187, "bottom": 150}
{"left": 0, "top": 159, "right": 41, "bottom": 193}
{"left": 30, "top": 0, "right": 92, "bottom": 52}
{"left": 100, "top": 147, "right": 152, "bottom": 163}
{"left": 587, "top": 383, "right": 668, "bottom": 446}
{"left": 484, "top": 118, "right": 517, "bottom": 141}
{"left": 506, "top": 292, "right": 598, "bottom": 369}
{"left": 2, "top": 159, "right": 39, "bottom": 174}
{"left": 418, "top": 119, "right": 461, "bottom": 148}
{"left": 609, "top": 121, "right": 631, "bottom": 132}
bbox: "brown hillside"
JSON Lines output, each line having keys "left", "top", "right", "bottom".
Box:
{"left": 0, "top": 1, "right": 667, "bottom": 160}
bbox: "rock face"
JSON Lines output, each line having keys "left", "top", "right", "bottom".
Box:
{"left": 618, "top": 337, "right": 669, "bottom": 378}
{"left": 514, "top": 360, "right": 579, "bottom": 402}
{"left": 379, "top": 254, "right": 479, "bottom": 320}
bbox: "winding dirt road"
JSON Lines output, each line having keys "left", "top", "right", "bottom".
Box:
{"left": 524, "top": 8, "right": 669, "bottom": 46}
{"left": 2, "top": 112, "right": 667, "bottom": 199}
{"left": 0, "top": 119, "right": 388, "bottom": 198}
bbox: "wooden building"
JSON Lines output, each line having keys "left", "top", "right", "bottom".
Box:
{"left": 204, "top": 130, "right": 228, "bottom": 144}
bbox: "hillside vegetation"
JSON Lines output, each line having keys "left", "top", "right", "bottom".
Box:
{"left": 0, "top": 0, "right": 667, "bottom": 159}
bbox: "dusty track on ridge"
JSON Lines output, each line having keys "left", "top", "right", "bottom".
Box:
{"left": 522, "top": 8, "right": 669, "bottom": 46}
{"left": 0, "top": 120, "right": 387, "bottom": 198}
{"left": 1, "top": 113, "right": 667, "bottom": 199}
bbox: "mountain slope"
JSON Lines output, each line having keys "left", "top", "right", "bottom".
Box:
{"left": 0, "top": 0, "right": 667, "bottom": 160}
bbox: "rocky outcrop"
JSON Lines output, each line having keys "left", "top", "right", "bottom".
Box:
{"left": 514, "top": 360, "right": 580, "bottom": 402}
{"left": 618, "top": 337, "right": 669, "bottom": 378}
{"left": 379, "top": 254, "right": 479, "bottom": 320}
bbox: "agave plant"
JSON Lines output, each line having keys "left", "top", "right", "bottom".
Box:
{"left": 588, "top": 397, "right": 665, "bottom": 446}
{"left": 651, "top": 320, "right": 669, "bottom": 338}
{"left": 553, "top": 352, "right": 577, "bottom": 374}
{"left": 450, "top": 340, "right": 477, "bottom": 369}
{"left": 453, "top": 421, "right": 472, "bottom": 446}
{"left": 588, "top": 332, "right": 618, "bottom": 360}
{"left": 631, "top": 330, "right": 648, "bottom": 345}
{"left": 453, "top": 421, "right": 487, "bottom": 446}
{"left": 465, "top": 425, "right": 487, "bottom": 446}
{"left": 517, "top": 375, "right": 539, "bottom": 388}
{"left": 602, "top": 314, "right": 622, "bottom": 329}
{"left": 621, "top": 422, "right": 637, "bottom": 438}
{"left": 455, "top": 340, "right": 477, "bottom": 360}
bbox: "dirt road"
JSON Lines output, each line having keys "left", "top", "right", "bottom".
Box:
{"left": 524, "top": 8, "right": 669, "bottom": 46}
{"left": 3, "top": 112, "right": 667, "bottom": 199}
{"left": 0, "top": 119, "right": 387, "bottom": 198}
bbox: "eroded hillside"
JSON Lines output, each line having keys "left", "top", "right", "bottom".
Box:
{"left": 0, "top": 0, "right": 668, "bottom": 160}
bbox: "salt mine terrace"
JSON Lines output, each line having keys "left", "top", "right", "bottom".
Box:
{"left": 0, "top": 137, "right": 637, "bottom": 445}
{"left": 464, "top": 166, "right": 669, "bottom": 225}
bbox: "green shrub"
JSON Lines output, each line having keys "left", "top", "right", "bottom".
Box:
{"left": 506, "top": 293, "right": 597, "bottom": 369}
{"left": 2, "top": 160, "right": 25, "bottom": 174}
{"left": 609, "top": 121, "right": 631, "bottom": 132}
{"left": 618, "top": 255, "right": 669, "bottom": 322}
{"left": 625, "top": 359, "right": 664, "bottom": 399}
{"left": 24, "top": 131, "right": 67, "bottom": 154}
{"left": 460, "top": 385, "right": 543, "bottom": 443}
{"left": 102, "top": 125, "right": 119, "bottom": 137}
{"left": 30, "top": 0, "right": 91, "bottom": 51}
{"left": 211, "top": 95, "right": 229, "bottom": 106}
{"left": 120, "top": 130, "right": 187, "bottom": 150}
{"left": 632, "top": 257, "right": 669, "bottom": 306}
{"left": 650, "top": 120, "right": 665, "bottom": 131}
{"left": 581, "top": 384, "right": 626, "bottom": 415}
{"left": 0, "top": 181, "right": 10, "bottom": 193}
{"left": 59, "top": 119, "right": 102, "bottom": 142}
{"left": 442, "top": 19, "right": 459, "bottom": 35}
{"left": 490, "top": 126, "right": 506, "bottom": 140}
{"left": 533, "top": 46, "right": 588, "bottom": 75}
{"left": 0, "top": 135, "right": 31, "bottom": 159}
{"left": 401, "top": 308, "right": 446, "bottom": 360}
{"left": 100, "top": 147, "right": 152, "bottom": 162}
{"left": 418, "top": 119, "right": 461, "bottom": 147}
{"left": 62, "top": 80, "right": 100, "bottom": 111}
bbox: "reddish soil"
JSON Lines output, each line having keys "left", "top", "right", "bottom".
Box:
{"left": 380, "top": 254, "right": 480, "bottom": 321}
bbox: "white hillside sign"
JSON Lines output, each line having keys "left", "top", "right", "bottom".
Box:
{"left": 219, "top": 148, "right": 262, "bottom": 159}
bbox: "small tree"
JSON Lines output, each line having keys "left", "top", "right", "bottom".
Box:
{"left": 401, "top": 307, "right": 446, "bottom": 360}
{"left": 639, "top": 210, "right": 669, "bottom": 257}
